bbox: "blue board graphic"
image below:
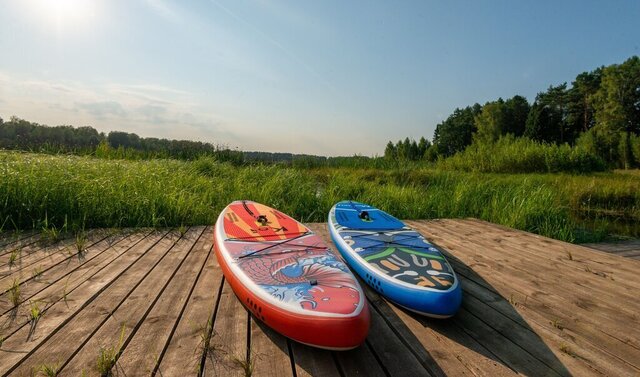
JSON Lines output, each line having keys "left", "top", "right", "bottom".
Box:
{"left": 329, "top": 201, "right": 462, "bottom": 318}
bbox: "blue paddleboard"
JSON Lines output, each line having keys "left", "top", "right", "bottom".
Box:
{"left": 328, "top": 201, "right": 462, "bottom": 318}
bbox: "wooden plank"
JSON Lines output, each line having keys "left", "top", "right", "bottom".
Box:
{"left": 451, "top": 307, "right": 561, "bottom": 376}
{"left": 0, "top": 230, "right": 141, "bottom": 317}
{"left": 290, "top": 340, "right": 341, "bottom": 377}
{"left": 458, "top": 273, "right": 639, "bottom": 376}
{"left": 387, "top": 303, "right": 511, "bottom": 377}
{"left": 411, "top": 220, "right": 640, "bottom": 374}
{"left": 112, "top": 227, "right": 211, "bottom": 375}
{"left": 249, "top": 315, "right": 294, "bottom": 377}
{"left": 582, "top": 240, "right": 640, "bottom": 253}
{"left": 426, "top": 221, "right": 640, "bottom": 347}
{"left": 203, "top": 279, "right": 249, "bottom": 377}
{"left": 425, "top": 219, "right": 640, "bottom": 301}
{"left": 458, "top": 219, "right": 640, "bottom": 284}
{"left": 614, "top": 249, "right": 640, "bottom": 258}
{"left": 334, "top": 342, "right": 387, "bottom": 377}
{"left": 47, "top": 228, "right": 202, "bottom": 376}
{"left": 0, "top": 229, "right": 175, "bottom": 375}
{"left": 0, "top": 231, "right": 39, "bottom": 255}
{"left": 0, "top": 230, "right": 107, "bottom": 288}
{"left": 0, "top": 230, "right": 162, "bottom": 346}
{"left": 363, "top": 282, "right": 507, "bottom": 377}
{"left": 156, "top": 228, "right": 225, "bottom": 377}
{"left": 0, "top": 230, "right": 150, "bottom": 344}
{"left": 363, "top": 299, "right": 432, "bottom": 376}
{"left": 414, "top": 220, "right": 640, "bottom": 344}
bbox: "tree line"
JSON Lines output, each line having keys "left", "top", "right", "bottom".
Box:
{"left": 385, "top": 56, "right": 640, "bottom": 168}
{"left": 0, "top": 116, "right": 246, "bottom": 163}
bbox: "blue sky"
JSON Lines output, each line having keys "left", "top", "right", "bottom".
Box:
{"left": 0, "top": 1, "right": 639, "bottom": 156}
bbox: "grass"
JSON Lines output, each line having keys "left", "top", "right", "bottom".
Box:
{"left": 0, "top": 151, "right": 639, "bottom": 243}
{"left": 96, "top": 324, "right": 126, "bottom": 377}
{"left": 28, "top": 300, "right": 44, "bottom": 341}
{"left": 29, "top": 300, "right": 43, "bottom": 322}
{"left": 196, "top": 319, "right": 225, "bottom": 374}
{"left": 232, "top": 354, "right": 254, "bottom": 377}
{"left": 34, "top": 362, "right": 61, "bottom": 377}
{"left": 8, "top": 248, "right": 19, "bottom": 268}
{"left": 8, "top": 278, "right": 21, "bottom": 307}
{"left": 32, "top": 266, "right": 44, "bottom": 280}
{"left": 75, "top": 231, "right": 88, "bottom": 254}
{"left": 437, "top": 136, "right": 606, "bottom": 174}
{"left": 62, "top": 279, "right": 71, "bottom": 306}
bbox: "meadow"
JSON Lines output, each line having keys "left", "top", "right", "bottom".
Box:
{"left": 1, "top": 150, "right": 638, "bottom": 243}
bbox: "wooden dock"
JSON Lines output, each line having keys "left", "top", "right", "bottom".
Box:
{"left": 1, "top": 219, "right": 639, "bottom": 376}
{"left": 582, "top": 239, "right": 640, "bottom": 260}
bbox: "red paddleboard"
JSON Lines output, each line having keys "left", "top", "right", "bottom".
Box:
{"left": 214, "top": 200, "right": 369, "bottom": 350}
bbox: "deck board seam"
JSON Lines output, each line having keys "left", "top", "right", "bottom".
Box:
{"left": 152, "top": 230, "right": 214, "bottom": 375}
{"left": 54, "top": 228, "right": 199, "bottom": 373}
{"left": 286, "top": 338, "right": 298, "bottom": 377}
{"left": 0, "top": 231, "right": 111, "bottom": 291}
{"left": 0, "top": 229, "right": 167, "bottom": 345}
{"left": 1, "top": 228, "right": 174, "bottom": 376}
{"left": 363, "top": 339, "right": 391, "bottom": 377}
{"left": 367, "top": 295, "right": 436, "bottom": 377}
{"left": 198, "top": 275, "right": 226, "bottom": 377}
{"left": 52, "top": 226, "right": 196, "bottom": 371}
{"left": 453, "top": 263, "right": 640, "bottom": 368}
{"left": 105, "top": 227, "right": 206, "bottom": 372}
{"left": 451, "top": 258, "right": 640, "bottom": 358}
{"left": 0, "top": 229, "right": 151, "bottom": 317}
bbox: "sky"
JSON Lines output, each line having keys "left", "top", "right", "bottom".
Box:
{"left": 0, "top": 1, "right": 639, "bottom": 156}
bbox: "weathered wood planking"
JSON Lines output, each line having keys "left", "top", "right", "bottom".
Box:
{"left": 1, "top": 220, "right": 638, "bottom": 377}
{"left": 582, "top": 239, "right": 640, "bottom": 260}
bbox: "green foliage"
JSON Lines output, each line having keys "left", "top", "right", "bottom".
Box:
{"left": 438, "top": 136, "right": 606, "bottom": 174}
{"left": 566, "top": 69, "right": 602, "bottom": 133}
{"left": 1, "top": 151, "right": 639, "bottom": 243}
{"left": 8, "top": 248, "right": 19, "bottom": 268}
{"left": 96, "top": 324, "right": 126, "bottom": 377}
{"left": 474, "top": 99, "right": 507, "bottom": 144}
{"left": 593, "top": 56, "right": 640, "bottom": 135}
{"left": 384, "top": 137, "right": 430, "bottom": 161}
{"left": 34, "top": 362, "right": 61, "bottom": 377}
{"left": 0, "top": 117, "right": 244, "bottom": 163}
{"left": 8, "top": 278, "right": 21, "bottom": 307}
{"left": 389, "top": 56, "right": 637, "bottom": 170}
{"left": 433, "top": 104, "right": 482, "bottom": 157}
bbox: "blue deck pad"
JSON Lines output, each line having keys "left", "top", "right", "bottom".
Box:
{"left": 334, "top": 201, "right": 405, "bottom": 230}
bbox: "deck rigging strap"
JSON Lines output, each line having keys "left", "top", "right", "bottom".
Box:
{"left": 347, "top": 232, "right": 435, "bottom": 250}
{"left": 238, "top": 231, "right": 325, "bottom": 259}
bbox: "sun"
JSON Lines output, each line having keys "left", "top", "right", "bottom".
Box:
{"left": 29, "top": 0, "right": 98, "bottom": 32}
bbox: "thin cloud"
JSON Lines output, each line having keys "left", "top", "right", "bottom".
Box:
{"left": 76, "top": 101, "right": 126, "bottom": 119}
{"left": 0, "top": 73, "right": 238, "bottom": 146}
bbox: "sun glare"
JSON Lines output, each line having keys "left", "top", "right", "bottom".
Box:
{"left": 29, "top": 0, "right": 98, "bottom": 33}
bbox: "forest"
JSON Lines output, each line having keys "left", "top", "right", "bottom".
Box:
{"left": 385, "top": 56, "right": 640, "bottom": 171}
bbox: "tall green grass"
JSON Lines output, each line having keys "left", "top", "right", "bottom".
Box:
{"left": 437, "top": 136, "right": 606, "bottom": 173}
{"left": 1, "top": 151, "right": 638, "bottom": 243}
